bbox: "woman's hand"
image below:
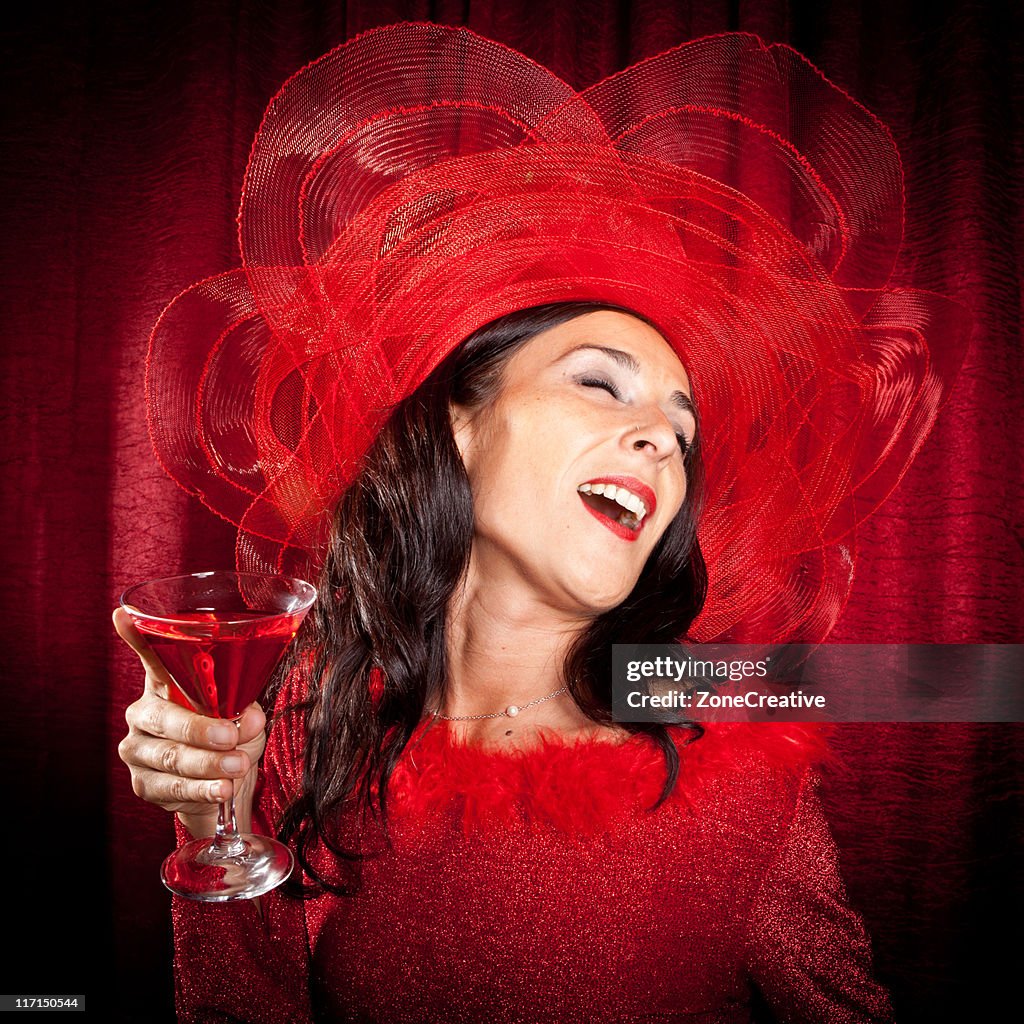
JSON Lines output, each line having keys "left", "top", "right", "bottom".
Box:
{"left": 113, "top": 607, "right": 268, "bottom": 839}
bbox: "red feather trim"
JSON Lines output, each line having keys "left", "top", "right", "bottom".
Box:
{"left": 384, "top": 718, "right": 832, "bottom": 837}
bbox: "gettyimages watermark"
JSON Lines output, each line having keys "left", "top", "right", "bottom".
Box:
{"left": 611, "top": 645, "right": 1024, "bottom": 723}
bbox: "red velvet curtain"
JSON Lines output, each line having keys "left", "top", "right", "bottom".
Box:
{"left": 3, "top": 1, "right": 1020, "bottom": 1019}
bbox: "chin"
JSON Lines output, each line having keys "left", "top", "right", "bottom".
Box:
{"left": 584, "top": 565, "right": 648, "bottom": 610}
{"left": 563, "top": 576, "right": 635, "bottom": 616}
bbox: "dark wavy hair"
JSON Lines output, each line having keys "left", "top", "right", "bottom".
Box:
{"left": 273, "top": 302, "right": 707, "bottom": 896}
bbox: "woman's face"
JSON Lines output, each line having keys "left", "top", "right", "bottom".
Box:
{"left": 452, "top": 310, "right": 696, "bottom": 616}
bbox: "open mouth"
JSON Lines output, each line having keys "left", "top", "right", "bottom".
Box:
{"left": 576, "top": 481, "right": 652, "bottom": 539}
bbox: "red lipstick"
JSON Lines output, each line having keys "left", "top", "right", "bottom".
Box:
{"left": 577, "top": 475, "right": 657, "bottom": 543}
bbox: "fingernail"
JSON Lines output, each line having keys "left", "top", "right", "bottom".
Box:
{"left": 208, "top": 725, "right": 236, "bottom": 745}
{"left": 210, "top": 781, "right": 227, "bottom": 800}
{"left": 221, "top": 755, "right": 243, "bottom": 773}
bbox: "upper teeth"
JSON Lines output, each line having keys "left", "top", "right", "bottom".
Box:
{"left": 577, "top": 483, "right": 648, "bottom": 522}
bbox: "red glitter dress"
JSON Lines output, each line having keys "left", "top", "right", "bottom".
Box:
{"left": 171, "top": 673, "right": 894, "bottom": 1023}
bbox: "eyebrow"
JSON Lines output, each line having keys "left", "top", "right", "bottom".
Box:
{"left": 557, "top": 344, "right": 697, "bottom": 420}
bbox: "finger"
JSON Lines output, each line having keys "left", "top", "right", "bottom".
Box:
{"left": 127, "top": 694, "right": 241, "bottom": 750}
{"left": 235, "top": 702, "right": 268, "bottom": 746}
{"left": 125, "top": 733, "right": 253, "bottom": 781}
{"left": 129, "top": 765, "right": 232, "bottom": 809}
{"left": 112, "top": 607, "right": 173, "bottom": 689}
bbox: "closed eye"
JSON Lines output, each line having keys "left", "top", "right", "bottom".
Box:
{"left": 577, "top": 376, "right": 622, "bottom": 399}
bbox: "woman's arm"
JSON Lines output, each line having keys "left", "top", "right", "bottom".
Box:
{"left": 745, "top": 772, "right": 895, "bottom": 1024}
{"left": 169, "top": 662, "right": 315, "bottom": 1024}
{"left": 115, "top": 607, "right": 315, "bottom": 1023}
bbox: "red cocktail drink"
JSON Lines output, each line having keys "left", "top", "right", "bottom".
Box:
{"left": 135, "top": 611, "right": 305, "bottom": 720}
{"left": 121, "top": 571, "right": 317, "bottom": 902}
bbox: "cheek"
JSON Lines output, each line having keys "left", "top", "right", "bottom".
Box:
{"left": 464, "top": 435, "right": 541, "bottom": 530}
{"left": 656, "top": 471, "right": 689, "bottom": 535}
{"left": 674, "top": 470, "right": 689, "bottom": 510}
{"left": 492, "top": 403, "right": 577, "bottom": 482}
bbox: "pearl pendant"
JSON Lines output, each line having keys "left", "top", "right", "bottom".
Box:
{"left": 506, "top": 705, "right": 520, "bottom": 717}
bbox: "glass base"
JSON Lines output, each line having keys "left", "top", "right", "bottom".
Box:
{"left": 161, "top": 833, "right": 294, "bottom": 902}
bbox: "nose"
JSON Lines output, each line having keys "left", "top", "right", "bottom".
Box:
{"left": 625, "top": 410, "right": 680, "bottom": 460}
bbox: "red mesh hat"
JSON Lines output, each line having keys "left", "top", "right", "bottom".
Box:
{"left": 147, "top": 23, "right": 969, "bottom": 644}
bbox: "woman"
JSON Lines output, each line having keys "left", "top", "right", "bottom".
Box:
{"left": 117, "top": 303, "right": 888, "bottom": 1023}
{"left": 116, "top": 23, "right": 966, "bottom": 1022}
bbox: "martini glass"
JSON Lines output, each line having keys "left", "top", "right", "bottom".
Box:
{"left": 120, "top": 571, "right": 317, "bottom": 902}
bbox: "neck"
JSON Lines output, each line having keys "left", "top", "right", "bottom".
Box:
{"left": 437, "top": 555, "right": 598, "bottom": 743}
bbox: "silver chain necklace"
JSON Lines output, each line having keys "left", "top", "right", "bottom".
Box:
{"left": 429, "top": 685, "right": 568, "bottom": 721}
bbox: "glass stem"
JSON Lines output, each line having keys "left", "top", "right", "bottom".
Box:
{"left": 212, "top": 791, "right": 246, "bottom": 856}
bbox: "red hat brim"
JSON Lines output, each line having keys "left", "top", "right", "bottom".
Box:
{"left": 146, "top": 24, "right": 971, "bottom": 643}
